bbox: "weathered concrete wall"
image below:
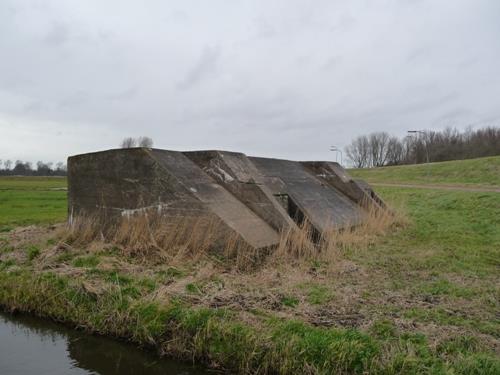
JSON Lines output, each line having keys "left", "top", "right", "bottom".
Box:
{"left": 68, "top": 148, "right": 205, "bottom": 218}
{"left": 301, "top": 161, "right": 385, "bottom": 210}
{"left": 68, "top": 148, "right": 279, "bottom": 250}
{"left": 248, "top": 157, "right": 364, "bottom": 232}
{"left": 68, "top": 148, "right": 387, "bottom": 251}
{"left": 184, "top": 150, "right": 295, "bottom": 233}
{"left": 151, "top": 149, "right": 280, "bottom": 250}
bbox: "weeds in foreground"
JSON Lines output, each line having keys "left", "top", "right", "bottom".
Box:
{"left": 1, "top": 270, "right": 498, "bottom": 374}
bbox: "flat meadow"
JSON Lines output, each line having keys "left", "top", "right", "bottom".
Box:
{"left": 0, "top": 176, "right": 66, "bottom": 231}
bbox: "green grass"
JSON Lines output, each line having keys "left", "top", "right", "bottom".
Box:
{"left": 72, "top": 255, "right": 100, "bottom": 268}
{"left": 0, "top": 176, "right": 67, "bottom": 231}
{"left": 362, "top": 187, "right": 500, "bottom": 277}
{"left": 26, "top": 245, "right": 40, "bottom": 261}
{"left": 349, "top": 155, "right": 500, "bottom": 186}
{"left": 162, "top": 266, "right": 185, "bottom": 278}
{"left": 281, "top": 295, "right": 299, "bottom": 308}
{"left": 185, "top": 282, "right": 203, "bottom": 295}
{"left": 2, "top": 270, "right": 498, "bottom": 374}
{"left": 416, "top": 278, "right": 476, "bottom": 299}
{"left": 0, "top": 176, "right": 67, "bottom": 190}
{"left": 0, "top": 270, "right": 381, "bottom": 374}
{"left": 299, "top": 283, "right": 333, "bottom": 305}
{"left": 403, "top": 308, "right": 499, "bottom": 337}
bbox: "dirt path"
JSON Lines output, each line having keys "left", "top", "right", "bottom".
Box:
{"left": 370, "top": 182, "right": 500, "bottom": 193}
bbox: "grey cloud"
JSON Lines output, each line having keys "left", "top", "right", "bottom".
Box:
{"left": 253, "top": 17, "right": 277, "bottom": 39}
{"left": 106, "top": 86, "right": 139, "bottom": 101}
{"left": 58, "top": 91, "right": 90, "bottom": 109}
{"left": 398, "top": 91, "right": 459, "bottom": 115}
{"left": 23, "top": 100, "right": 45, "bottom": 113}
{"left": 44, "top": 22, "right": 70, "bottom": 46}
{"left": 0, "top": 0, "right": 499, "bottom": 163}
{"left": 322, "top": 56, "right": 342, "bottom": 71}
{"left": 406, "top": 46, "right": 435, "bottom": 64}
{"left": 329, "top": 14, "right": 356, "bottom": 33}
{"left": 177, "top": 46, "right": 220, "bottom": 90}
{"left": 169, "top": 9, "right": 188, "bottom": 22}
{"left": 433, "top": 108, "right": 475, "bottom": 125}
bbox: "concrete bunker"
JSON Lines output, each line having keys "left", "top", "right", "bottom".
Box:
{"left": 68, "top": 148, "right": 386, "bottom": 251}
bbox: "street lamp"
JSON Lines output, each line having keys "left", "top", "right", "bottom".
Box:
{"left": 407, "top": 130, "right": 429, "bottom": 163}
{"left": 330, "top": 146, "right": 343, "bottom": 165}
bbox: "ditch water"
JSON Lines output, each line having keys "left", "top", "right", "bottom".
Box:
{"left": 0, "top": 311, "right": 210, "bottom": 375}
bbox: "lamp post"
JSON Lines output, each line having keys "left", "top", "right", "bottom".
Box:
{"left": 407, "top": 130, "right": 429, "bottom": 163}
{"left": 330, "top": 146, "right": 343, "bottom": 166}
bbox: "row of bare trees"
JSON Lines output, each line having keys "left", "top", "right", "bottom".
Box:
{"left": 0, "top": 160, "right": 67, "bottom": 176}
{"left": 345, "top": 126, "right": 500, "bottom": 168}
{"left": 120, "top": 136, "right": 154, "bottom": 148}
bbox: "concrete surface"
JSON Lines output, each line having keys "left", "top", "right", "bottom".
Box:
{"left": 68, "top": 148, "right": 386, "bottom": 251}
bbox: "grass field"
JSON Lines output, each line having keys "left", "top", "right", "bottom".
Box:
{"left": 349, "top": 155, "right": 500, "bottom": 187}
{"left": 0, "top": 177, "right": 67, "bottom": 231}
{"left": 0, "top": 169, "right": 499, "bottom": 374}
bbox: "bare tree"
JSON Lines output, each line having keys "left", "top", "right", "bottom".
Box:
{"left": 402, "top": 136, "right": 414, "bottom": 163}
{"left": 345, "top": 135, "right": 370, "bottom": 168}
{"left": 55, "top": 162, "right": 67, "bottom": 172}
{"left": 386, "top": 136, "right": 404, "bottom": 165}
{"left": 346, "top": 126, "right": 500, "bottom": 168}
{"left": 137, "top": 136, "right": 153, "bottom": 148}
{"left": 120, "top": 136, "right": 153, "bottom": 148}
{"left": 120, "top": 137, "right": 136, "bottom": 148}
{"left": 368, "top": 132, "right": 390, "bottom": 167}
{"left": 4, "top": 160, "right": 12, "bottom": 170}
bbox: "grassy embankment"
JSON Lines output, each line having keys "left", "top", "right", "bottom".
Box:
{"left": 0, "top": 165, "right": 499, "bottom": 374}
{"left": 349, "top": 155, "right": 500, "bottom": 187}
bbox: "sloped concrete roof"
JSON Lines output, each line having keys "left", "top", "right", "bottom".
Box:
{"left": 68, "top": 148, "right": 385, "bottom": 250}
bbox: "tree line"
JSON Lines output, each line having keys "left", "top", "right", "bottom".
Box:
{"left": 0, "top": 160, "right": 67, "bottom": 176}
{"left": 0, "top": 136, "right": 154, "bottom": 177}
{"left": 345, "top": 126, "right": 500, "bottom": 168}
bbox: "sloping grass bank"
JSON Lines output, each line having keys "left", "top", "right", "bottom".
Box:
{"left": 1, "top": 269, "right": 497, "bottom": 374}
{"left": 349, "top": 155, "right": 500, "bottom": 187}
{"left": 0, "top": 270, "right": 378, "bottom": 374}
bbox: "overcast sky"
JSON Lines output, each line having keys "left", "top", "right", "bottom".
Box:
{"left": 1, "top": 0, "right": 499, "bottom": 164}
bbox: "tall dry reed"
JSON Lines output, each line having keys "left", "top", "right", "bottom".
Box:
{"left": 65, "top": 203, "right": 405, "bottom": 270}
{"left": 273, "top": 202, "right": 405, "bottom": 264}
{"left": 65, "top": 211, "right": 265, "bottom": 269}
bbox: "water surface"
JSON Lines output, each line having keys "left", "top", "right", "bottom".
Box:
{"left": 0, "top": 311, "right": 209, "bottom": 375}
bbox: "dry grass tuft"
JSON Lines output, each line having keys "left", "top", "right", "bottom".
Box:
{"left": 67, "top": 213, "right": 224, "bottom": 259}
{"left": 275, "top": 220, "right": 318, "bottom": 260}
{"left": 321, "top": 203, "right": 407, "bottom": 256}
{"left": 65, "top": 203, "right": 405, "bottom": 271}
{"left": 65, "top": 212, "right": 266, "bottom": 270}
{"left": 273, "top": 203, "right": 406, "bottom": 265}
